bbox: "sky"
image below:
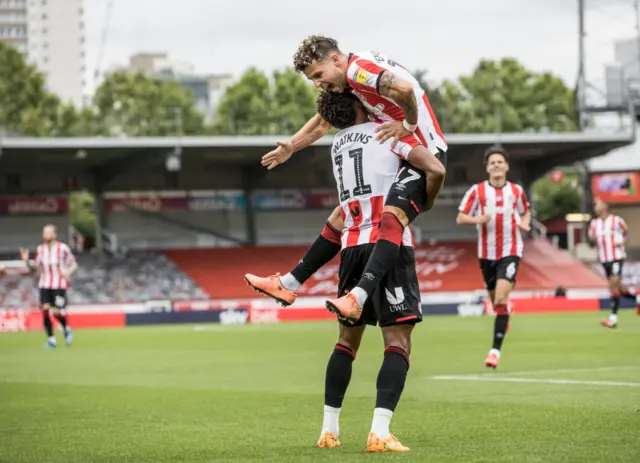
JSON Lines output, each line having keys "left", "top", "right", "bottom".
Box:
{"left": 83, "top": 0, "right": 638, "bottom": 94}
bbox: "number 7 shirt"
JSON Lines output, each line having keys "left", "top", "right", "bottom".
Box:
{"left": 331, "top": 121, "right": 416, "bottom": 249}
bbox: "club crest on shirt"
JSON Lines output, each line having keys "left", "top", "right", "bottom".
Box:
{"left": 356, "top": 68, "right": 368, "bottom": 84}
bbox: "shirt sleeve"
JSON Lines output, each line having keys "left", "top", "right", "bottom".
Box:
{"left": 459, "top": 185, "right": 479, "bottom": 215}
{"left": 619, "top": 217, "right": 627, "bottom": 235}
{"left": 588, "top": 220, "right": 596, "bottom": 240}
{"left": 390, "top": 133, "right": 421, "bottom": 160}
{"left": 62, "top": 244, "right": 76, "bottom": 265}
{"left": 517, "top": 186, "right": 530, "bottom": 214}
{"left": 346, "top": 58, "right": 387, "bottom": 94}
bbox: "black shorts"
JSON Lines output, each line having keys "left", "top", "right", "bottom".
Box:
{"left": 338, "top": 243, "right": 422, "bottom": 327}
{"left": 479, "top": 256, "right": 521, "bottom": 291}
{"left": 602, "top": 260, "right": 624, "bottom": 278}
{"left": 385, "top": 149, "right": 447, "bottom": 223}
{"left": 39, "top": 289, "right": 68, "bottom": 310}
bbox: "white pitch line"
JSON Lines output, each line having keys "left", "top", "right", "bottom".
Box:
{"left": 477, "top": 366, "right": 640, "bottom": 377}
{"left": 430, "top": 376, "right": 640, "bottom": 387}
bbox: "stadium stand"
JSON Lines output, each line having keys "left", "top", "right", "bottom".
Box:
{"left": 0, "top": 251, "right": 208, "bottom": 308}
{"left": 166, "top": 239, "right": 608, "bottom": 300}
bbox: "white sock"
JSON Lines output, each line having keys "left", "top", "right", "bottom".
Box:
{"left": 350, "top": 287, "right": 368, "bottom": 307}
{"left": 370, "top": 408, "right": 393, "bottom": 438}
{"left": 48, "top": 336, "right": 56, "bottom": 344}
{"left": 489, "top": 348, "right": 501, "bottom": 358}
{"left": 321, "top": 405, "right": 341, "bottom": 436}
{"left": 609, "top": 313, "right": 618, "bottom": 324}
{"left": 279, "top": 273, "right": 301, "bottom": 291}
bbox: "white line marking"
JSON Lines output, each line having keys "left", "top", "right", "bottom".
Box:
{"left": 477, "top": 366, "right": 640, "bottom": 377}
{"left": 430, "top": 376, "right": 640, "bottom": 387}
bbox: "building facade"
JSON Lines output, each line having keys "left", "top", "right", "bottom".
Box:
{"left": 0, "top": 0, "right": 84, "bottom": 106}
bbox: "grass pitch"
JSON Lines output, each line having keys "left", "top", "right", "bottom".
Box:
{"left": 1, "top": 312, "right": 639, "bottom": 462}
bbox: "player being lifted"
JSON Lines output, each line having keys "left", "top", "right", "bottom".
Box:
{"left": 256, "top": 35, "right": 446, "bottom": 321}
{"left": 21, "top": 225, "right": 77, "bottom": 349}
{"left": 589, "top": 198, "right": 637, "bottom": 328}
{"left": 250, "top": 92, "right": 434, "bottom": 452}
{"left": 457, "top": 147, "right": 530, "bottom": 369}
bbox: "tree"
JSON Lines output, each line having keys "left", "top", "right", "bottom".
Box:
{"left": 272, "top": 69, "right": 318, "bottom": 134}
{"left": 89, "top": 71, "right": 206, "bottom": 136}
{"left": 439, "top": 58, "right": 577, "bottom": 133}
{"left": 69, "top": 191, "right": 96, "bottom": 241}
{"left": 412, "top": 69, "right": 451, "bottom": 132}
{"left": 212, "top": 68, "right": 317, "bottom": 135}
{"left": 212, "top": 68, "right": 275, "bottom": 135}
{"left": 0, "top": 42, "right": 80, "bottom": 136}
{"left": 532, "top": 174, "right": 582, "bottom": 222}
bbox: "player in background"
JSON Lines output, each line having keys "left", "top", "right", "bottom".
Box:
{"left": 250, "top": 92, "right": 432, "bottom": 452}
{"left": 259, "top": 36, "right": 446, "bottom": 321}
{"left": 589, "top": 198, "right": 637, "bottom": 328}
{"left": 456, "top": 147, "right": 530, "bottom": 369}
{"left": 21, "top": 224, "right": 77, "bottom": 348}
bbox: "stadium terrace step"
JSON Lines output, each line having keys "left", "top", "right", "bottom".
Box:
{"left": 164, "top": 239, "right": 608, "bottom": 300}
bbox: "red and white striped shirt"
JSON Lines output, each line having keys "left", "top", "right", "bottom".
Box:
{"left": 346, "top": 51, "right": 447, "bottom": 155}
{"left": 332, "top": 122, "right": 415, "bottom": 250}
{"left": 459, "top": 181, "right": 530, "bottom": 260}
{"left": 589, "top": 215, "right": 627, "bottom": 263}
{"left": 35, "top": 241, "right": 75, "bottom": 289}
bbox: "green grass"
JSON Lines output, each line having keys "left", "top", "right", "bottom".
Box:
{"left": 1, "top": 312, "right": 639, "bottom": 462}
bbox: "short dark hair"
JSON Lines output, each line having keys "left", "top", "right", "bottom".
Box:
{"left": 483, "top": 145, "right": 509, "bottom": 165}
{"left": 293, "top": 35, "right": 340, "bottom": 73}
{"left": 316, "top": 91, "right": 357, "bottom": 129}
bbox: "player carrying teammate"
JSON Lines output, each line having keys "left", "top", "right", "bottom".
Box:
{"left": 250, "top": 92, "right": 432, "bottom": 452}
{"left": 20, "top": 224, "right": 77, "bottom": 349}
{"left": 260, "top": 36, "right": 446, "bottom": 321}
{"left": 589, "top": 198, "right": 637, "bottom": 328}
{"left": 457, "top": 147, "right": 530, "bottom": 369}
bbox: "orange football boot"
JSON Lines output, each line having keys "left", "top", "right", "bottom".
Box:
{"left": 244, "top": 273, "right": 297, "bottom": 306}
{"left": 316, "top": 431, "right": 341, "bottom": 448}
{"left": 484, "top": 352, "right": 500, "bottom": 369}
{"left": 325, "top": 292, "right": 362, "bottom": 323}
{"left": 367, "top": 432, "right": 410, "bottom": 453}
{"left": 600, "top": 319, "right": 617, "bottom": 329}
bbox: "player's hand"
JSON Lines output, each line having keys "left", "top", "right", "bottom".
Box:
{"left": 19, "top": 248, "right": 29, "bottom": 261}
{"left": 518, "top": 221, "right": 531, "bottom": 232}
{"left": 261, "top": 141, "right": 294, "bottom": 170}
{"left": 476, "top": 213, "right": 492, "bottom": 224}
{"left": 375, "top": 121, "right": 412, "bottom": 149}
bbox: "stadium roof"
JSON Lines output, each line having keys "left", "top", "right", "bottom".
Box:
{"left": 587, "top": 127, "right": 640, "bottom": 173}
{"left": 0, "top": 131, "right": 634, "bottom": 188}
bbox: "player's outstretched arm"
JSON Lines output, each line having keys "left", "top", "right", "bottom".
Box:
{"left": 261, "top": 114, "right": 332, "bottom": 170}
{"left": 64, "top": 260, "right": 78, "bottom": 279}
{"left": 375, "top": 73, "right": 419, "bottom": 148}
{"left": 19, "top": 247, "right": 37, "bottom": 272}
{"left": 457, "top": 186, "right": 490, "bottom": 226}
{"left": 456, "top": 212, "right": 491, "bottom": 226}
{"left": 518, "top": 211, "right": 531, "bottom": 232}
{"left": 406, "top": 145, "right": 446, "bottom": 210}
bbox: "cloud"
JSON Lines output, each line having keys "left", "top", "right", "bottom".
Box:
{"left": 83, "top": 0, "right": 602, "bottom": 92}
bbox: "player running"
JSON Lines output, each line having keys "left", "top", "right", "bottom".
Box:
{"left": 260, "top": 35, "right": 446, "bottom": 321}
{"left": 456, "top": 147, "right": 530, "bottom": 369}
{"left": 589, "top": 198, "right": 638, "bottom": 328}
{"left": 250, "top": 91, "right": 431, "bottom": 452}
{"left": 20, "top": 224, "right": 77, "bottom": 349}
